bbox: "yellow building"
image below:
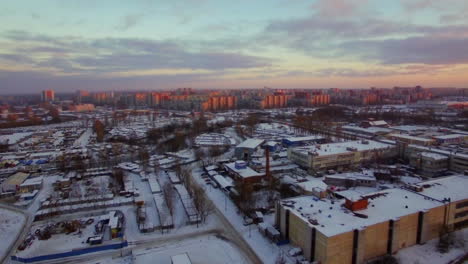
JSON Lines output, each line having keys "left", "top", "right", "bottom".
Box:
{"left": 276, "top": 175, "right": 468, "bottom": 264}
{"left": 288, "top": 140, "right": 397, "bottom": 171}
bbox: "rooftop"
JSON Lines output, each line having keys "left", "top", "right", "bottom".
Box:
{"left": 389, "top": 133, "right": 434, "bottom": 142}
{"left": 415, "top": 175, "right": 468, "bottom": 202}
{"left": 236, "top": 138, "right": 264, "bottom": 149}
{"left": 291, "top": 140, "right": 393, "bottom": 157}
{"left": 283, "top": 135, "right": 324, "bottom": 143}
{"left": 283, "top": 187, "right": 442, "bottom": 237}
{"left": 225, "top": 162, "right": 264, "bottom": 178}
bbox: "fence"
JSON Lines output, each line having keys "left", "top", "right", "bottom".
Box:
{"left": 11, "top": 240, "right": 128, "bottom": 263}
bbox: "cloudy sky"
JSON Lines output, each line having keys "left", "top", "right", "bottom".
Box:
{"left": 0, "top": 0, "right": 467, "bottom": 93}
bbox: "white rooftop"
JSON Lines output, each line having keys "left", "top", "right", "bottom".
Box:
{"left": 433, "top": 134, "right": 465, "bottom": 140}
{"left": 283, "top": 187, "right": 442, "bottom": 237}
{"left": 284, "top": 135, "right": 324, "bottom": 143}
{"left": 225, "top": 162, "right": 264, "bottom": 178}
{"left": 390, "top": 134, "right": 434, "bottom": 142}
{"left": 236, "top": 138, "right": 264, "bottom": 149}
{"left": 415, "top": 175, "right": 468, "bottom": 202}
{"left": 420, "top": 152, "right": 448, "bottom": 160}
{"left": 291, "top": 140, "right": 393, "bottom": 156}
{"left": 171, "top": 253, "right": 192, "bottom": 264}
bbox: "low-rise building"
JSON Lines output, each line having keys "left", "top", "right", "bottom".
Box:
{"left": 18, "top": 176, "right": 43, "bottom": 193}
{"left": 224, "top": 160, "right": 264, "bottom": 184}
{"left": 1, "top": 172, "right": 30, "bottom": 193}
{"left": 288, "top": 140, "right": 397, "bottom": 171}
{"left": 276, "top": 175, "right": 468, "bottom": 264}
{"left": 409, "top": 151, "right": 449, "bottom": 177}
{"left": 433, "top": 134, "right": 466, "bottom": 145}
{"left": 324, "top": 172, "right": 377, "bottom": 188}
{"left": 388, "top": 133, "right": 434, "bottom": 146}
{"left": 405, "top": 144, "right": 468, "bottom": 173}
{"left": 234, "top": 138, "right": 264, "bottom": 160}
{"left": 282, "top": 136, "right": 325, "bottom": 147}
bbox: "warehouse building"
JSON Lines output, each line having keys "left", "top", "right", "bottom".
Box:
{"left": 234, "top": 138, "right": 264, "bottom": 160}
{"left": 409, "top": 152, "right": 449, "bottom": 177}
{"left": 275, "top": 175, "right": 468, "bottom": 264}
{"left": 287, "top": 140, "right": 397, "bottom": 172}
{"left": 1, "top": 172, "right": 30, "bottom": 193}
{"left": 405, "top": 144, "right": 468, "bottom": 173}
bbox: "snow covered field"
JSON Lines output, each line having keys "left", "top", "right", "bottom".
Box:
{"left": 133, "top": 234, "right": 251, "bottom": 264}
{"left": 0, "top": 208, "right": 26, "bottom": 259}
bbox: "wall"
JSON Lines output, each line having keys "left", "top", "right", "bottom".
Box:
{"left": 11, "top": 241, "right": 128, "bottom": 263}
{"left": 360, "top": 221, "right": 389, "bottom": 261}
{"left": 394, "top": 213, "right": 418, "bottom": 250}
{"left": 322, "top": 231, "right": 354, "bottom": 264}
{"left": 421, "top": 206, "right": 445, "bottom": 242}
{"left": 288, "top": 212, "right": 312, "bottom": 259}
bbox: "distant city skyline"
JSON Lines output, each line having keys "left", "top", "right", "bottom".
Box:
{"left": 0, "top": 0, "right": 468, "bottom": 93}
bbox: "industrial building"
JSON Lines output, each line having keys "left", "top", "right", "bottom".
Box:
{"left": 224, "top": 160, "right": 265, "bottom": 184}
{"left": 276, "top": 175, "right": 468, "bottom": 264}
{"left": 409, "top": 152, "right": 449, "bottom": 177}
{"left": 234, "top": 138, "right": 264, "bottom": 160}
{"left": 1, "top": 172, "right": 30, "bottom": 193}
{"left": 282, "top": 136, "right": 325, "bottom": 147}
{"left": 287, "top": 140, "right": 397, "bottom": 172}
{"left": 405, "top": 144, "right": 468, "bottom": 173}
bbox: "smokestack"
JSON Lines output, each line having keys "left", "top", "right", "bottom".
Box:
{"left": 265, "top": 147, "right": 271, "bottom": 180}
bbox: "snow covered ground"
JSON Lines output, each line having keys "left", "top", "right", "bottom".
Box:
{"left": 0, "top": 208, "right": 26, "bottom": 259}
{"left": 191, "top": 166, "right": 283, "bottom": 264}
{"left": 396, "top": 228, "right": 468, "bottom": 264}
{"left": 133, "top": 234, "right": 251, "bottom": 264}
{"left": 74, "top": 128, "right": 93, "bottom": 147}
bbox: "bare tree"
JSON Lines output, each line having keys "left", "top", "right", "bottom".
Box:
{"left": 163, "top": 182, "right": 174, "bottom": 216}
{"left": 179, "top": 167, "right": 191, "bottom": 190}
{"left": 192, "top": 183, "right": 213, "bottom": 223}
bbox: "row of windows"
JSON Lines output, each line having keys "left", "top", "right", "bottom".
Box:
{"left": 454, "top": 219, "right": 468, "bottom": 230}
{"left": 454, "top": 210, "right": 468, "bottom": 219}
{"left": 455, "top": 201, "right": 468, "bottom": 209}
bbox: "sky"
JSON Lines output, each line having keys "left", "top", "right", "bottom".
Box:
{"left": 0, "top": 0, "right": 467, "bottom": 93}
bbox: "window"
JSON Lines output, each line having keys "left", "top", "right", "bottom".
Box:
{"left": 455, "top": 210, "right": 468, "bottom": 219}
{"left": 456, "top": 201, "right": 468, "bottom": 209}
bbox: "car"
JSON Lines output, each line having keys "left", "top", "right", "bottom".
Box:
{"left": 243, "top": 217, "right": 253, "bottom": 226}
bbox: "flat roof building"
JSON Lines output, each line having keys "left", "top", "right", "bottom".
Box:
{"left": 276, "top": 175, "right": 468, "bottom": 264}
{"left": 288, "top": 140, "right": 397, "bottom": 171}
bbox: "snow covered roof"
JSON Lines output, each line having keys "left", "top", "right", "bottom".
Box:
{"left": 0, "top": 132, "right": 33, "bottom": 145}
{"left": 224, "top": 162, "right": 264, "bottom": 178}
{"left": 389, "top": 133, "right": 434, "bottom": 142}
{"left": 325, "top": 172, "right": 376, "bottom": 181}
{"left": 236, "top": 138, "right": 264, "bottom": 149}
{"left": 291, "top": 140, "right": 393, "bottom": 156}
{"left": 213, "top": 175, "right": 234, "bottom": 189}
{"left": 415, "top": 175, "right": 468, "bottom": 202}
{"left": 390, "top": 125, "right": 428, "bottom": 132}
{"left": 283, "top": 187, "right": 442, "bottom": 237}
{"left": 342, "top": 125, "right": 392, "bottom": 135}
{"left": 420, "top": 152, "right": 448, "bottom": 160}
{"left": 369, "top": 120, "right": 388, "bottom": 126}
{"left": 283, "top": 135, "right": 324, "bottom": 143}
{"left": 433, "top": 134, "right": 465, "bottom": 140}
{"left": 171, "top": 253, "right": 192, "bottom": 264}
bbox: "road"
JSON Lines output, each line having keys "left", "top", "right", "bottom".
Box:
{"left": 0, "top": 203, "right": 31, "bottom": 264}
